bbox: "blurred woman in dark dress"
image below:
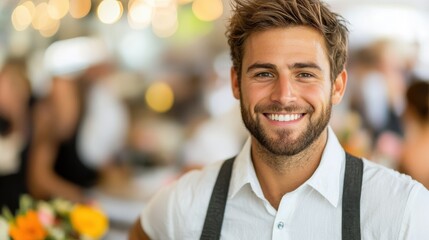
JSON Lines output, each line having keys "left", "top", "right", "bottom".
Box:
{"left": 27, "top": 37, "right": 130, "bottom": 203}
{"left": 27, "top": 74, "right": 99, "bottom": 202}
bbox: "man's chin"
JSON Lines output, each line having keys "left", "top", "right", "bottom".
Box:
{"left": 254, "top": 136, "right": 297, "bottom": 153}
{"left": 262, "top": 144, "right": 303, "bottom": 156}
{"left": 267, "top": 129, "right": 298, "bottom": 142}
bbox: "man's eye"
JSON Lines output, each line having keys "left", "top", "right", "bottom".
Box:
{"left": 297, "top": 72, "right": 314, "bottom": 78}
{"left": 255, "top": 72, "right": 274, "bottom": 78}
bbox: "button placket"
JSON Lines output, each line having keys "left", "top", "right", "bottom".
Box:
{"left": 277, "top": 221, "right": 285, "bottom": 230}
{"left": 272, "top": 218, "right": 288, "bottom": 240}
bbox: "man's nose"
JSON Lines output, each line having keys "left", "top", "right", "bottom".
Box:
{"left": 270, "top": 75, "right": 297, "bottom": 104}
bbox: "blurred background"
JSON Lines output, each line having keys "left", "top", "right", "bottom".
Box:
{"left": 1, "top": 0, "right": 429, "bottom": 238}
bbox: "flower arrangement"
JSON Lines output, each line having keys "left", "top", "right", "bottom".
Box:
{"left": 0, "top": 195, "right": 108, "bottom": 240}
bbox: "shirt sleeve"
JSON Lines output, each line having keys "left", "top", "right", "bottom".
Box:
{"left": 141, "top": 182, "right": 178, "bottom": 239}
{"left": 399, "top": 184, "right": 429, "bottom": 239}
{"left": 139, "top": 163, "right": 222, "bottom": 239}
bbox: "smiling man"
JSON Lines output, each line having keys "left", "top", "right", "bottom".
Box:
{"left": 234, "top": 26, "right": 346, "bottom": 210}
{"left": 129, "top": 0, "right": 429, "bottom": 239}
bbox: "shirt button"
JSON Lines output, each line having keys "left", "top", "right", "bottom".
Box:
{"left": 277, "top": 221, "right": 285, "bottom": 230}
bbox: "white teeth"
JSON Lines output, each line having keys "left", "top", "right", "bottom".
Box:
{"left": 268, "top": 114, "right": 302, "bottom": 122}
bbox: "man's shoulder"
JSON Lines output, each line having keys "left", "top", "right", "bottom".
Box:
{"left": 143, "top": 160, "right": 224, "bottom": 211}
{"left": 361, "top": 158, "right": 426, "bottom": 200}
{"left": 177, "top": 160, "right": 226, "bottom": 190}
{"left": 362, "top": 158, "right": 419, "bottom": 192}
{"left": 361, "top": 158, "right": 428, "bottom": 214}
{"left": 360, "top": 159, "right": 429, "bottom": 237}
{"left": 153, "top": 159, "right": 226, "bottom": 209}
{"left": 141, "top": 159, "right": 227, "bottom": 239}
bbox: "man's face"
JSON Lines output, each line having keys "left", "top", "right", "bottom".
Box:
{"left": 231, "top": 26, "right": 346, "bottom": 156}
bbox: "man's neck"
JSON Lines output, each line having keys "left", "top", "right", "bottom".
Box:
{"left": 251, "top": 129, "right": 328, "bottom": 209}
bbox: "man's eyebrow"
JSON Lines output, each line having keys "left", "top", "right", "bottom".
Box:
{"left": 246, "top": 62, "right": 322, "bottom": 73}
{"left": 289, "top": 62, "right": 322, "bottom": 71}
{"left": 246, "top": 63, "right": 276, "bottom": 73}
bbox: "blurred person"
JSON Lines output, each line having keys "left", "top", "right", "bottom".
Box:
{"left": 130, "top": 0, "right": 429, "bottom": 239}
{"left": 347, "top": 40, "right": 408, "bottom": 168}
{"left": 348, "top": 40, "right": 406, "bottom": 139}
{"left": 398, "top": 80, "right": 429, "bottom": 189}
{"left": 27, "top": 58, "right": 130, "bottom": 203}
{"left": 348, "top": 45, "right": 389, "bottom": 136}
{"left": 0, "top": 58, "right": 33, "bottom": 212}
{"left": 27, "top": 74, "right": 96, "bottom": 203}
{"left": 78, "top": 68, "right": 132, "bottom": 198}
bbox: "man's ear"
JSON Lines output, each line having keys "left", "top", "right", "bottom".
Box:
{"left": 231, "top": 67, "right": 240, "bottom": 100}
{"left": 331, "top": 69, "right": 347, "bottom": 105}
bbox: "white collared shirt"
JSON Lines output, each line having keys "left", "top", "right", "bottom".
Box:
{"left": 141, "top": 127, "right": 429, "bottom": 239}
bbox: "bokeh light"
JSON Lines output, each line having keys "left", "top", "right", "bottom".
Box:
{"left": 70, "top": 0, "right": 92, "bottom": 19}
{"left": 32, "top": 3, "right": 50, "bottom": 30}
{"left": 128, "top": 0, "right": 153, "bottom": 29}
{"left": 22, "top": 1, "right": 36, "bottom": 17}
{"left": 97, "top": 0, "right": 123, "bottom": 24}
{"left": 146, "top": 0, "right": 173, "bottom": 8}
{"left": 152, "top": 3, "right": 178, "bottom": 38}
{"left": 47, "top": 0, "right": 69, "bottom": 20}
{"left": 39, "top": 17, "right": 60, "bottom": 38}
{"left": 192, "top": 0, "right": 223, "bottom": 22}
{"left": 11, "top": 4, "right": 33, "bottom": 31}
{"left": 145, "top": 82, "right": 175, "bottom": 113}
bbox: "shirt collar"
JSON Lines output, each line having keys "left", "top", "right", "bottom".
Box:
{"left": 228, "top": 126, "right": 345, "bottom": 208}
{"left": 229, "top": 137, "right": 266, "bottom": 200}
{"left": 306, "top": 126, "right": 345, "bottom": 207}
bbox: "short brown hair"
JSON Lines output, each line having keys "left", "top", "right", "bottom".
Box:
{"left": 226, "top": 0, "right": 349, "bottom": 82}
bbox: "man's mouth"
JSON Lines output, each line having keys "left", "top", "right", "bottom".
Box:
{"left": 265, "top": 113, "right": 304, "bottom": 122}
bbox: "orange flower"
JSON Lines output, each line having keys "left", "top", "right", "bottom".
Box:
{"left": 9, "top": 210, "right": 47, "bottom": 240}
{"left": 70, "top": 205, "right": 108, "bottom": 239}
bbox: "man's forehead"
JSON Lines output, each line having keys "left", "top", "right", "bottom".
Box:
{"left": 242, "top": 27, "right": 330, "bottom": 67}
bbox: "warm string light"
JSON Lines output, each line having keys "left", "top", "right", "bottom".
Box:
{"left": 47, "top": 0, "right": 69, "bottom": 19}
{"left": 97, "top": 0, "right": 123, "bottom": 24}
{"left": 11, "top": 3, "right": 33, "bottom": 31}
{"left": 11, "top": 0, "right": 71, "bottom": 37}
{"left": 69, "top": 0, "right": 91, "bottom": 19}
{"left": 10, "top": 0, "right": 223, "bottom": 38}
{"left": 11, "top": 1, "right": 35, "bottom": 31}
{"left": 151, "top": 2, "right": 178, "bottom": 38}
{"left": 192, "top": 0, "right": 223, "bottom": 22}
{"left": 20, "top": 1, "right": 58, "bottom": 37}
{"left": 128, "top": 0, "right": 152, "bottom": 29}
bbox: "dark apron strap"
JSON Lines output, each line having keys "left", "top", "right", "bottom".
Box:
{"left": 201, "top": 153, "right": 363, "bottom": 240}
{"left": 200, "top": 157, "right": 235, "bottom": 240}
{"left": 342, "top": 153, "right": 364, "bottom": 240}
